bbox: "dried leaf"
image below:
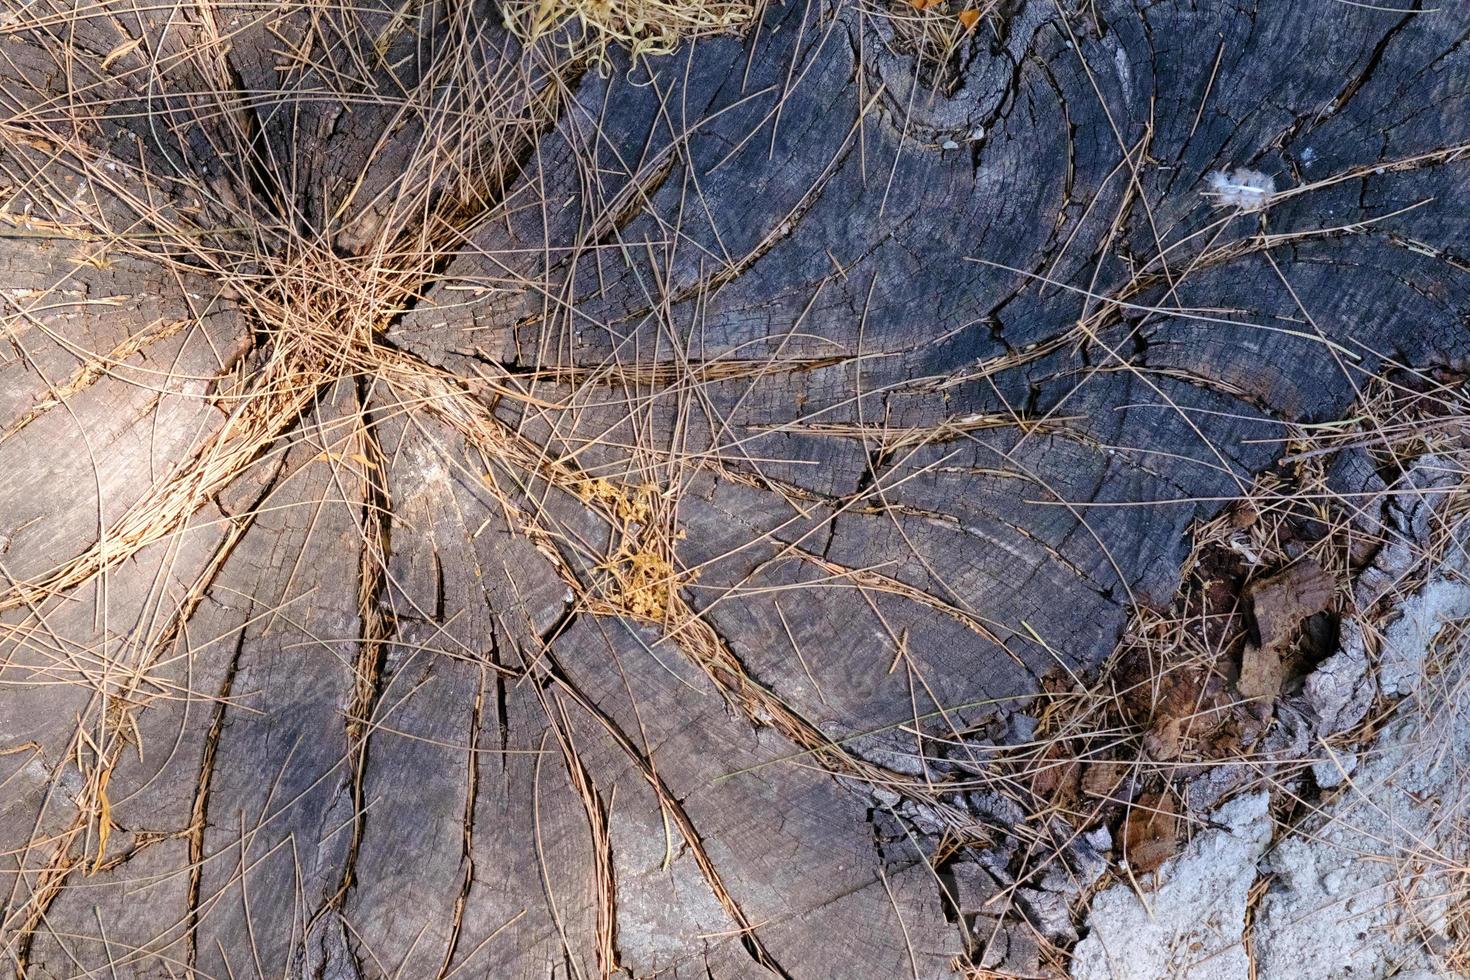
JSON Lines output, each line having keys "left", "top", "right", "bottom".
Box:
{"left": 1082, "top": 759, "right": 1126, "bottom": 800}
{"left": 1122, "top": 791, "right": 1178, "bottom": 875}
{"left": 1031, "top": 743, "right": 1081, "bottom": 806}
{"left": 91, "top": 768, "right": 112, "bottom": 874}
{"left": 1142, "top": 716, "right": 1182, "bottom": 761}
{"left": 957, "top": 8, "right": 980, "bottom": 29}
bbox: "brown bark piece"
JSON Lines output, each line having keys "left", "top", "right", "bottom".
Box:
{"left": 1250, "top": 561, "right": 1338, "bottom": 651}
{"left": 1241, "top": 560, "right": 1339, "bottom": 699}
{"left": 1238, "top": 641, "right": 1287, "bottom": 701}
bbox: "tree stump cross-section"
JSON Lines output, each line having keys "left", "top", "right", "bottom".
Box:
{"left": 0, "top": 0, "right": 1467, "bottom": 976}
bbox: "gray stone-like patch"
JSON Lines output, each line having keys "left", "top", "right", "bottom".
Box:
{"left": 1253, "top": 611, "right": 1470, "bottom": 978}
{"left": 1075, "top": 541, "right": 1470, "bottom": 979}
{"left": 1071, "top": 791, "right": 1271, "bottom": 980}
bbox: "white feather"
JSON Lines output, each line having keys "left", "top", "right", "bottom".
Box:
{"left": 1205, "top": 168, "right": 1277, "bottom": 211}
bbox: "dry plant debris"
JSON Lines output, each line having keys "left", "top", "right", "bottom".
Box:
{"left": 877, "top": 0, "right": 997, "bottom": 81}
{"left": 502, "top": 0, "right": 759, "bottom": 64}
{"left": 917, "top": 367, "right": 1470, "bottom": 975}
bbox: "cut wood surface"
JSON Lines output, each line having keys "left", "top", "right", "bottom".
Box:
{"left": 0, "top": 0, "right": 1466, "bottom": 976}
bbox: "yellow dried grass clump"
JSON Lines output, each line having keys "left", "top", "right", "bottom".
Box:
{"left": 502, "top": 0, "right": 758, "bottom": 64}
{"left": 573, "top": 476, "right": 686, "bottom": 620}
{"left": 598, "top": 545, "right": 679, "bottom": 620}
{"left": 574, "top": 475, "right": 658, "bottom": 525}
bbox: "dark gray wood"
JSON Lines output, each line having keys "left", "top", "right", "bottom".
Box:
{"left": 1, "top": 0, "right": 1467, "bottom": 976}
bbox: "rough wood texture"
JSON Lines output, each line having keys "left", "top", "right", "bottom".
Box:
{"left": 0, "top": 0, "right": 1466, "bottom": 976}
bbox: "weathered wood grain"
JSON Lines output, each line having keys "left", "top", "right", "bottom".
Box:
{"left": 2, "top": 0, "right": 1467, "bottom": 976}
